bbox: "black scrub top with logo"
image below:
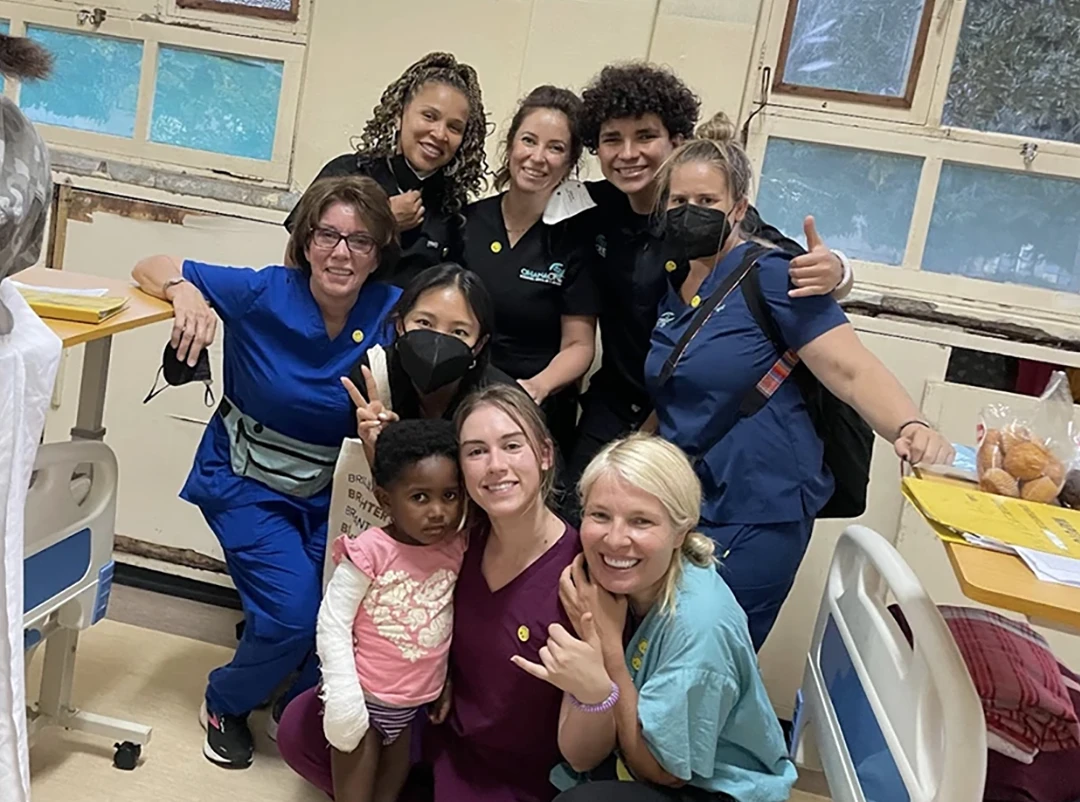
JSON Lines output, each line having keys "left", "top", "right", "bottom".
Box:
{"left": 284, "top": 152, "right": 459, "bottom": 289}
{"left": 460, "top": 194, "right": 599, "bottom": 382}
{"left": 582, "top": 179, "right": 804, "bottom": 418}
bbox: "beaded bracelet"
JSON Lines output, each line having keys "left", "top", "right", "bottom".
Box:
{"left": 570, "top": 681, "right": 619, "bottom": 713}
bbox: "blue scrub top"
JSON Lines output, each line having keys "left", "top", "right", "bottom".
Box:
{"left": 178, "top": 261, "right": 401, "bottom": 512}
{"left": 644, "top": 242, "right": 847, "bottom": 525}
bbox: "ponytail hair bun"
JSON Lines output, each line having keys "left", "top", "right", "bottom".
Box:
{"left": 694, "top": 111, "right": 737, "bottom": 145}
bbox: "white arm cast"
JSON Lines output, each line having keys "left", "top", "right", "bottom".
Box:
{"left": 316, "top": 559, "right": 372, "bottom": 752}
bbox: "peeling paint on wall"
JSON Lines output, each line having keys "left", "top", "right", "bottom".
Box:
{"left": 49, "top": 149, "right": 301, "bottom": 212}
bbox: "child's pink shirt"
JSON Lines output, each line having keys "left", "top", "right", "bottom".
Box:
{"left": 331, "top": 526, "right": 467, "bottom": 707}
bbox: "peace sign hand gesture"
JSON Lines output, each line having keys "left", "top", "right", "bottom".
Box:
{"left": 340, "top": 365, "right": 398, "bottom": 449}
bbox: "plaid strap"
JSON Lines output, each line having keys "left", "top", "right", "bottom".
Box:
{"left": 756, "top": 349, "right": 800, "bottom": 400}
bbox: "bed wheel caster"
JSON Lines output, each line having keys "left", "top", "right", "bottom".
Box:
{"left": 113, "top": 741, "right": 141, "bottom": 770}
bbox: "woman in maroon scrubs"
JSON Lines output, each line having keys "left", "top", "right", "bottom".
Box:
{"left": 277, "top": 384, "right": 600, "bottom": 801}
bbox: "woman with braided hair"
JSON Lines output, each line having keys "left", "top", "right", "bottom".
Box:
{"left": 286, "top": 52, "right": 489, "bottom": 288}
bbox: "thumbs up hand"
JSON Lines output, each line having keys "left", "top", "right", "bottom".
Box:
{"left": 788, "top": 215, "right": 845, "bottom": 298}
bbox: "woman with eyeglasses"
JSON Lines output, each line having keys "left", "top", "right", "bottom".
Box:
{"left": 131, "top": 175, "right": 403, "bottom": 771}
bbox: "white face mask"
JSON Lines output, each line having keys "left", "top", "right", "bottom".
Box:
{"left": 542, "top": 179, "right": 597, "bottom": 225}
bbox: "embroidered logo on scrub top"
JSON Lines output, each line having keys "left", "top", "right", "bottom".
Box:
{"left": 656, "top": 311, "right": 675, "bottom": 329}
{"left": 517, "top": 625, "right": 530, "bottom": 642}
{"left": 490, "top": 241, "right": 503, "bottom": 254}
{"left": 595, "top": 235, "right": 607, "bottom": 258}
{"left": 352, "top": 330, "right": 364, "bottom": 343}
{"left": 520, "top": 262, "right": 565, "bottom": 287}
{"left": 426, "top": 239, "right": 441, "bottom": 251}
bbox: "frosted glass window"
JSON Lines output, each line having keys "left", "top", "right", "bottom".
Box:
{"left": 150, "top": 46, "right": 283, "bottom": 161}
{"left": 20, "top": 26, "right": 141, "bottom": 137}
{"left": 942, "top": 0, "right": 1080, "bottom": 144}
{"left": 924, "top": 163, "right": 1080, "bottom": 292}
{"left": 756, "top": 138, "right": 922, "bottom": 265}
{"left": 778, "top": 0, "right": 928, "bottom": 98}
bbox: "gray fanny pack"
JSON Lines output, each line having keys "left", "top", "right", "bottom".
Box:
{"left": 218, "top": 396, "right": 339, "bottom": 498}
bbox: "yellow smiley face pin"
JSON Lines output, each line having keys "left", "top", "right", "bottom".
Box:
{"left": 351, "top": 329, "right": 364, "bottom": 344}
{"left": 631, "top": 656, "right": 643, "bottom": 671}
{"left": 690, "top": 295, "right": 702, "bottom": 308}
{"left": 490, "top": 241, "right": 503, "bottom": 254}
{"left": 517, "top": 625, "right": 530, "bottom": 642}
{"left": 664, "top": 260, "right": 677, "bottom": 273}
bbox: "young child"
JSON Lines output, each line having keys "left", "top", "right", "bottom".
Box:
{"left": 317, "top": 418, "right": 466, "bottom": 801}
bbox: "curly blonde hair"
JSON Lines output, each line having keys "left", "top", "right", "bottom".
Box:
{"left": 357, "top": 52, "right": 489, "bottom": 218}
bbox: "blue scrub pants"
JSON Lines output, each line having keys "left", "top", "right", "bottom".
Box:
{"left": 200, "top": 498, "right": 326, "bottom": 716}
{"left": 699, "top": 519, "right": 814, "bottom": 651}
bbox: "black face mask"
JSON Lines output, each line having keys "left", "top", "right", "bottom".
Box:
{"left": 144, "top": 342, "right": 215, "bottom": 407}
{"left": 666, "top": 204, "right": 732, "bottom": 260}
{"left": 396, "top": 329, "right": 476, "bottom": 394}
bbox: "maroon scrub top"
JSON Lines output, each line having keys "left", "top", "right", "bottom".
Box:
{"left": 430, "top": 519, "right": 581, "bottom": 802}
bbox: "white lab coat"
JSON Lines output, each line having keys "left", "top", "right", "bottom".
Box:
{"left": 0, "top": 281, "right": 62, "bottom": 802}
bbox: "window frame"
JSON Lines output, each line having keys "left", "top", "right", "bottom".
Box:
{"left": 0, "top": 0, "right": 303, "bottom": 184}
{"left": 175, "top": 0, "right": 298, "bottom": 23}
{"left": 742, "top": 0, "right": 1080, "bottom": 325}
{"left": 771, "top": 0, "right": 937, "bottom": 110}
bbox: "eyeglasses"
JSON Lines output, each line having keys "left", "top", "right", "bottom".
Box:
{"left": 310, "top": 227, "right": 378, "bottom": 255}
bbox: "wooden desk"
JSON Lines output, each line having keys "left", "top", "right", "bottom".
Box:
{"left": 18, "top": 267, "right": 172, "bottom": 441}
{"left": 18, "top": 267, "right": 172, "bottom": 348}
{"left": 917, "top": 471, "right": 1080, "bottom": 634}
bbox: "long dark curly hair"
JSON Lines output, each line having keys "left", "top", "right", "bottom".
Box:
{"left": 580, "top": 62, "right": 700, "bottom": 151}
{"left": 357, "top": 52, "right": 489, "bottom": 218}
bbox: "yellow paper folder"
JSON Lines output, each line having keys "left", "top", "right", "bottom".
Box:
{"left": 18, "top": 288, "right": 129, "bottom": 324}
{"left": 902, "top": 477, "right": 1080, "bottom": 559}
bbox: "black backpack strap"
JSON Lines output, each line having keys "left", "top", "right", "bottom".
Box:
{"left": 738, "top": 264, "right": 803, "bottom": 418}
{"left": 658, "top": 244, "right": 767, "bottom": 386}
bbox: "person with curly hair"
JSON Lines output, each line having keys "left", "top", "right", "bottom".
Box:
{"left": 565, "top": 62, "right": 855, "bottom": 506}
{"left": 286, "top": 52, "right": 489, "bottom": 288}
{"left": 460, "top": 85, "right": 599, "bottom": 465}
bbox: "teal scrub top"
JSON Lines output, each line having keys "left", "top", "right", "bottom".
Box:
{"left": 554, "top": 560, "right": 797, "bottom": 801}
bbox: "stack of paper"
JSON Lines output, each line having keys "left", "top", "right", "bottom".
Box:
{"left": 13, "top": 282, "right": 129, "bottom": 324}
{"left": 903, "top": 477, "right": 1080, "bottom": 589}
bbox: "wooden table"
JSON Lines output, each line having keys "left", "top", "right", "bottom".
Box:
{"left": 918, "top": 471, "right": 1080, "bottom": 634}
{"left": 18, "top": 267, "right": 172, "bottom": 441}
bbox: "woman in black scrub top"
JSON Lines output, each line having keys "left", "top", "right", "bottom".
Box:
{"left": 460, "top": 86, "right": 598, "bottom": 459}
{"left": 285, "top": 52, "right": 488, "bottom": 288}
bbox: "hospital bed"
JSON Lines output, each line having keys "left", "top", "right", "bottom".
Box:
{"left": 23, "top": 440, "right": 152, "bottom": 769}
{"left": 791, "top": 525, "right": 986, "bottom": 802}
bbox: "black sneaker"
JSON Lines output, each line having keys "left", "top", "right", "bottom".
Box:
{"left": 199, "top": 701, "right": 254, "bottom": 768}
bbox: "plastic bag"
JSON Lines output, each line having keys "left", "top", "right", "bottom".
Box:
{"left": 976, "top": 370, "right": 1077, "bottom": 504}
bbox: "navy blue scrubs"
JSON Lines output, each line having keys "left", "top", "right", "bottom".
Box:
{"left": 565, "top": 180, "right": 803, "bottom": 492}
{"left": 644, "top": 242, "right": 847, "bottom": 649}
{"left": 179, "top": 260, "right": 401, "bottom": 716}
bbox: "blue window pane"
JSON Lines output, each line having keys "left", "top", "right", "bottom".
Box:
{"left": 0, "top": 21, "right": 9, "bottom": 93}
{"left": 20, "top": 26, "right": 142, "bottom": 137}
{"left": 756, "top": 138, "right": 923, "bottom": 265}
{"left": 150, "top": 46, "right": 282, "bottom": 161}
{"left": 924, "top": 163, "right": 1080, "bottom": 292}
{"left": 782, "top": 0, "right": 927, "bottom": 97}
